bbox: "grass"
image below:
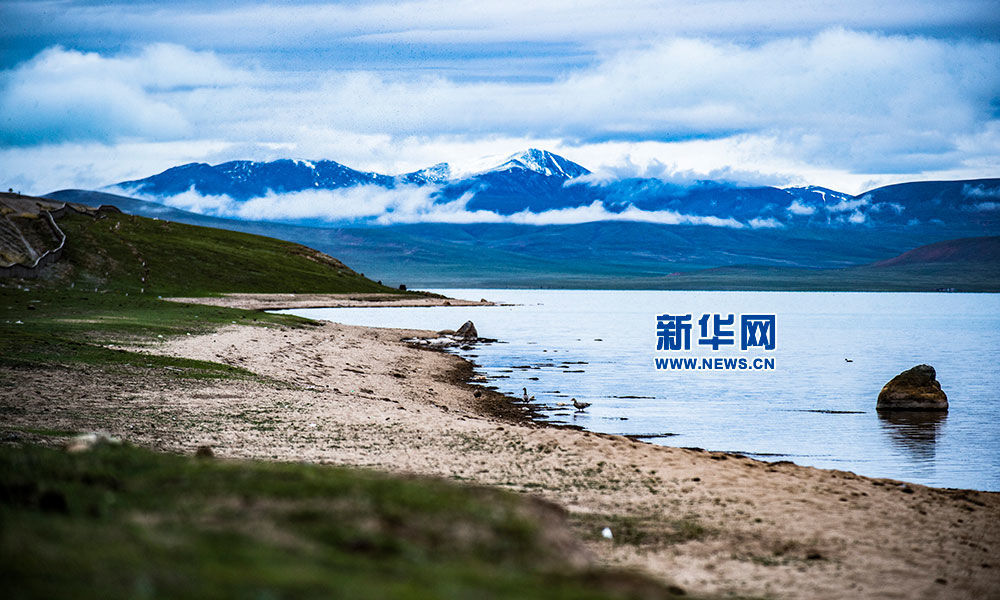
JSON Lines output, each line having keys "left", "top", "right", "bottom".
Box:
{"left": 0, "top": 443, "right": 688, "bottom": 600}
{"left": 1, "top": 206, "right": 402, "bottom": 376}
{"left": 0, "top": 286, "right": 308, "bottom": 378}
{"left": 51, "top": 210, "right": 396, "bottom": 296}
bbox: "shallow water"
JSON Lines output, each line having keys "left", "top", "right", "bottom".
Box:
{"left": 279, "top": 290, "right": 1000, "bottom": 491}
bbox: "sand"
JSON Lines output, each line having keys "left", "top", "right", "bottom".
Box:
{"left": 163, "top": 292, "right": 494, "bottom": 310}
{"left": 6, "top": 293, "right": 998, "bottom": 599}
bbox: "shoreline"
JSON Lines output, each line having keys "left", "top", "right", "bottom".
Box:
{"left": 164, "top": 292, "right": 495, "bottom": 311}
{"left": 5, "top": 293, "right": 998, "bottom": 598}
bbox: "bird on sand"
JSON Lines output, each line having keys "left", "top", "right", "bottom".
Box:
{"left": 473, "top": 390, "right": 482, "bottom": 398}
{"left": 572, "top": 398, "right": 591, "bottom": 411}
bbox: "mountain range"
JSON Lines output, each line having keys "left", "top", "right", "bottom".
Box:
{"left": 47, "top": 149, "right": 1000, "bottom": 289}
{"left": 112, "top": 149, "right": 1000, "bottom": 232}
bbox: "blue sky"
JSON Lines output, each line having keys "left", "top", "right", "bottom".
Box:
{"left": 1, "top": 0, "right": 998, "bottom": 195}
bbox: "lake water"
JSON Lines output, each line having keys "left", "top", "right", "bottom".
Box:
{"left": 278, "top": 290, "right": 1000, "bottom": 491}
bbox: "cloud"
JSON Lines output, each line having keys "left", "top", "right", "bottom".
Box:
{"left": 0, "top": 44, "right": 247, "bottom": 145}
{"left": 963, "top": 183, "right": 1000, "bottom": 198}
{"left": 2, "top": 25, "right": 999, "bottom": 192}
{"left": 748, "top": 217, "right": 785, "bottom": 229}
{"left": 827, "top": 195, "right": 870, "bottom": 213}
{"left": 7, "top": 1, "right": 999, "bottom": 65}
{"left": 504, "top": 202, "right": 746, "bottom": 227}
{"left": 572, "top": 156, "right": 794, "bottom": 188}
{"left": 119, "top": 185, "right": 765, "bottom": 228}
{"left": 118, "top": 184, "right": 486, "bottom": 224}
{"left": 7, "top": 30, "right": 999, "bottom": 167}
{"left": 786, "top": 200, "right": 817, "bottom": 216}
{"left": 870, "top": 202, "right": 905, "bottom": 214}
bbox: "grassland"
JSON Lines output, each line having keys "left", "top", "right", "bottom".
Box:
{"left": 50, "top": 210, "right": 394, "bottom": 296}
{"left": 0, "top": 442, "right": 686, "bottom": 600}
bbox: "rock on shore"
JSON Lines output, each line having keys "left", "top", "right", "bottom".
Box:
{"left": 456, "top": 320, "right": 478, "bottom": 340}
{"left": 877, "top": 364, "right": 948, "bottom": 411}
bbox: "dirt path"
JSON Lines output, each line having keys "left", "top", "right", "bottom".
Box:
{"left": 5, "top": 297, "right": 998, "bottom": 599}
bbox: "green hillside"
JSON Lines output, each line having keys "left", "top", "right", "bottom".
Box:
{"left": 47, "top": 209, "right": 394, "bottom": 296}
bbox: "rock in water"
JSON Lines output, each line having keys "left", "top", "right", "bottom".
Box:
{"left": 456, "top": 320, "right": 478, "bottom": 340}
{"left": 877, "top": 364, "right": 948, "bottom": 411}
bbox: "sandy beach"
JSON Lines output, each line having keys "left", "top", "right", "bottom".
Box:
{"left": 163, "top": 293, "right": 495, "bottom": 311}
{"left": 6, "top": 294, "right": 998, "bottom": 599}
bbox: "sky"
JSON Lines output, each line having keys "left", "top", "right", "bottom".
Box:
{"left": 1, "top": 0, "right": 999, "bottom": 196}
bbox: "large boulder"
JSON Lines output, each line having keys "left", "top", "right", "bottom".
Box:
{"left": 456, "top": 320, "right": 478, "bottom": 340}
{"left": 877, "top": 364, "right": 948, "bottom": 411}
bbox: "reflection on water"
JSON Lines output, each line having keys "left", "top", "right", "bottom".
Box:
{"left": 878, "top": 411, "right": 947, "bottom": 463}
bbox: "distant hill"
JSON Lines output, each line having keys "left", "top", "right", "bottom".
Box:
{"left": 872, "top": 236, "right": 1000, "bottom": 267}
{"left": 45, "top": 189, "right": 998, "bottom": 290}
{"left": 4, "top": 192, "right": 396, "bottom": 296}
{"left": 646, "top": 237, "right": 1000, "bottom": 292}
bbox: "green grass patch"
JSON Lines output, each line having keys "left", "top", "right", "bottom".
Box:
{"left": 0, "top": 443, "right": 688, "bottom": 600}
{"left": 51, "top": 211, "right": 398, "bottom": 297}
{"left": 0, "top": 287, "right": 308, "bottom": 378}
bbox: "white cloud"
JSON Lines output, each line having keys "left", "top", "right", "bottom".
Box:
{"left": 748, "top": 217, "right": 785, "bottom": 229}
{"left": 119, "top": 186, "right": 762, "bottom": 228}
{"left": 870, "top": 202, "right": 905, "bottom": 214}
{"left": 572, "top": 156, "right": 793, "bottom": 188}
{"left": 2, "top": 27, "right": 998, "bottom": 193}
{"left": 0, "top": 44, "right": 248, "bottom": 146}
{"left": 827, "top": 195, "right": 870, "bottom": 213}
{"left": 963, "top": 183, "right": 1000, "bottom": 198}
{"left": 123, "top": 184, "right": 479, "bottom": 224}
{"left": 13, "top": 1, "right": 998, "bottom": 54}
{"left": 786, "top": 200, "right": 817, "bottom": 216}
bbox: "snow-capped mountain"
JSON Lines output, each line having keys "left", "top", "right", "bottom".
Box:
{"left": 474, "top": 148, "right": 590, "bottom": 179}
{"left": 398, "top": 162, "right": 452, "bottom": 185}
{"left": 108, "top": 150, "right": 1000, "bottom": 232}
{"left": 115, "top": 158, "right": 393, "bottom": 200}
{"left": 440, "top": 148, "right": 590, "bottom": 180}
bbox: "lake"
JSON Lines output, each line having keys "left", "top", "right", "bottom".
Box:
{"left": 278, "top": 290, "right": 1000, "bottom": 491}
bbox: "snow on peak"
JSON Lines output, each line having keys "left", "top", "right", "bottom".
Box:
{"left": 492, "top": 148, "right": 589, "bottom": 178}
{"left": 399, "top": 162, "right": 452, "bottom": 184}
{"left": 450, "top": 148, "right": 590, "bottom": 179}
